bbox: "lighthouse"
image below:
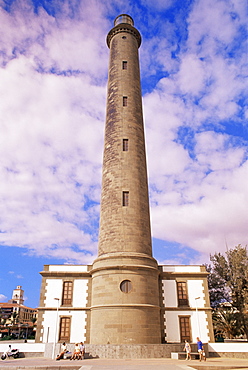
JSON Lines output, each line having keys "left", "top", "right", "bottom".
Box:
{"left": 36, "top": 15, "right": 214, "bottom": 351}
{"left": 89, "top": 14, "right": 161, "bottom": 344}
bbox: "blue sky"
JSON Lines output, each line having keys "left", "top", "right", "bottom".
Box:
{"left": 0, "top": 0, "right": 247, "bottom": 308}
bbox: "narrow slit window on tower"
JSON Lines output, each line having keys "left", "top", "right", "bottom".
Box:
{"left": 123, "top": 191, "right": 129, "bottom": 206}
{"left": 123, "top": 139, "right": 129, "bottom": 151}
{"left": 122, "top": 61, "right": 127, "bottom": 70}
{"left": 123, "top": 96, "right": 128, "bottom": 106}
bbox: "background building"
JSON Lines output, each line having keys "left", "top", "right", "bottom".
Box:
{"left": 36, "top": 15, "right": 214, "bottom": 345}
{"left": 0, "top": 285, "right": 37, "bottom": 339}
{"left": 11, "top": 285, "right": 24, "bottom": 305}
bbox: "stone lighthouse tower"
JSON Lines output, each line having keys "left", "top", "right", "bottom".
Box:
{"left": 90, "top": 14, "right": 161, "bottom": 344}
{"left": 36, "top": 14, "right": 214, "bottom": 349}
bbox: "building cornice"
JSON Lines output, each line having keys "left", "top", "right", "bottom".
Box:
{"left": 38, "top": 306, "right": 90, "bottom": 311}
{"left": 90, "top": 264, "right": 159, "bottom": 275}
{"left": 91, "top": 303, "right": 161, "bottom": 310}
{"left": 162, "top": 306, "right": 212, "bottom": 311}
{"left": 39, "top": 271, "right": 91, "bottom": 278}
{"left": 160, "top": 271, "right": 209, "bottom": 279}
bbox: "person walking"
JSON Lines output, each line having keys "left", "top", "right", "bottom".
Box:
{"left": 197, "top": 337, "right": 206, "bottom": 361}
{"left": 183, "top": 340, "right": 191, "bottom": 360}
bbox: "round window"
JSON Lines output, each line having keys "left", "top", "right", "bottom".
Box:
{"left": 120, "top": 280, "right": 132, "bottom": 293}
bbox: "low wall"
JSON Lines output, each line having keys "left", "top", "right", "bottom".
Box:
{"left": 1, "top": 342, "right": 247, "bottom": 359}
{"left": 0, "top": 342, "right": 45, "bottom": 358}
{"left": 45, "top": 343, "right": 187, "bottom": 359}
{"left": 208, "top": 342, "right": 248, "bottom": 359}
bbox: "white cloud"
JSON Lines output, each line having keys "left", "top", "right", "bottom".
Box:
{"left": 144, "top": 0, "right": 248, "bottom": 261}
{"left": 186, "top": 0, "right": 243, "bottom": 52}
{"left": 0, "top": 294, "right": 7, "bottom": 302}
{"left": 177, "top": 55, "right": 206, "bottom": 96}
{"left": 0, "top": 1, "right": 108, "bottom": 263}
{"left": 0, "top": 0, "right": 247, "bottom": 267}
{"left": 194, "top": 131, "right": 245, "bottom": 170}
{"left": 150, "top": 130, "right": 248, "bottom": 258}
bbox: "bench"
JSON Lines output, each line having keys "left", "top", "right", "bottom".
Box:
{"left": 63, "top": 351, "right": 86, "bottom": 360}
{"left": 63, "top": 351, "right": 72, "bottom": 359}
{"left": 171, "top": 352, "right": 200, "bottom": 360}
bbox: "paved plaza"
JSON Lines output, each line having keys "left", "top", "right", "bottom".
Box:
{"left": 0, "top": 357, "right": 248, "bottom": 370}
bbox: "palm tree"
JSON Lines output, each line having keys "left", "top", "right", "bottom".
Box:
{"left": 213, "top": 306, "right": 241, "bottom": 339}
{"left": 11, "top": 311, "right": 19, "bottom": 325}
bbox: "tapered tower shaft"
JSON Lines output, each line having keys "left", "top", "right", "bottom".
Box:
{"left": 98, "top": 14, "right": 152, "bottom": 258}
{"left": 90, "top": 15, "right": 161, "bottom": 345}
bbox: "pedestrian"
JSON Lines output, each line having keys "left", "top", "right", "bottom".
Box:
{"left": 183, "top": 339, "right": 191, "bottom": 360}
{"left": 196, "top": 337, "right": 206, "bottom": 361}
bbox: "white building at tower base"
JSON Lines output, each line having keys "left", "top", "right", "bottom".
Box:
{"left": 36, "top": 263, "right": 214, "bottom": 345}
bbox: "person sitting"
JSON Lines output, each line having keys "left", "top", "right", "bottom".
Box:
{"left": 56, "top": 342, "right": 67, "bottom": 360}
{"left": 2, "top": 345, "right": 11, "bottom": 360}
{"left": 70, "top": 343, "right": 81, "bottom": 360}
{"left": 79, "top": 342, "right": 85, "bottom": 359}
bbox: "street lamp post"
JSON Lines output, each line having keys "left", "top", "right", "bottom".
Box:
{"left": 195, "top": 297, "right": 201, "bottom": 338}
{"left": 52, "top": 298, "right": 60, "bottom": 360}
